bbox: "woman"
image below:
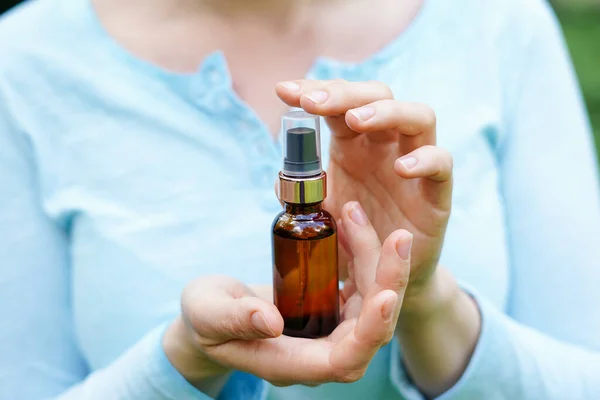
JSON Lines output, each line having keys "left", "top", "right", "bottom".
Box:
{"left": 1, "top": 0, "right": 599, "bottom": 399}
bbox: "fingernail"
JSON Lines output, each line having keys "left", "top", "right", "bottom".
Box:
{"left": 396, "top": 234, "right": 413, "bottom": 260}
{"left": 381, "top": 294, "right": 398, "bottom": 323}
{"left": 349, "top": 202, "right": 368, "bottom": 226}
{"left": 305, "top": 90, "right": 329, "bottom": 104}
{"left": 251, "top": 312, "right": 276, "bottom": 337}
{"left": 278, "top": 81, "right": 300, "bottom": 92}
{"left": 397, "top": 156, "right": 418, "bottom": 170}
{"left": 349, "top": 106, "right": 375, "bottom": 121}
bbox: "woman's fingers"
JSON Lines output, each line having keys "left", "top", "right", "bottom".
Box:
{"left": 331, "top": 233, "right": 411, "bottom": 379}
{"left": 374, "top": 230, "right": 412, "bottom": 294}
{"left": 337, "top": 200, "right": 412, "bottom": 350}
{"left": 277, "top": 81, "right": 437, "bottom": 153}
{"left": 394, "top": 145, "right": 453, "bottom": 182}
{"left": 341, "top": 290, "right": 363, "bottom": 321}
{"left": 329, "top": 290, "right": 399, "bottom": 379}
{"left": 369, "top": 230, "right": 412, "bottom": 334}
{"left": 275, "top": 79, "right": 340, "bottom": 105}
{"left": 276, "top": 79, "right": 393, "bottom": 117}
{"left": 207, "top": 335, "right": 335, "bottom": 385}
{"left": 340, "top": 201, "right": 413, "bottom": 313}
{"left": 337, "top": 226, "right": 412, "bottom": 349}
{"left": 340, "top": 201, "right": 414, "bottom": 297}
{"left": 394, "top": 145, "right": 453, "bottom": 207}
{"left": 340, "top": 201, "right": 382, "bottom": 295}
{"left": 345, "top": 99, "right": 437, "bottom": 154}
{"left": 188, "top": 226, "right": 411, "bottom": 387}
{"left": 181, "top": 276, "right": 284, "bottom": 345}
{"left": 211, "top": 307, "right": 390, "bottom": 387}
{"left": 336, "top": 218, "right": 352, "bottom": 282}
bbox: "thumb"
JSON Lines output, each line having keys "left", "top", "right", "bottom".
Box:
{"left": 212, "top": 297, "right": 283, "bottom": 341}
{"left": 182, "top": 276, "right": 284, "bottom": 344}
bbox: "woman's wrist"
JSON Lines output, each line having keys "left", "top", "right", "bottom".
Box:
{"left": 398, "top": 267, "right": 459, "bottom": 330}
{"left": 163, "top": 316, "right": 230, "bottom": 391}
{"left": 396, "top": 268, "right": 481, "bottom": 397}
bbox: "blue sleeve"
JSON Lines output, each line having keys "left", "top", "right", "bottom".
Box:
{"left": 0, "top": 91, "right": 265, "bottom": 400}
{"left": 391, "top": 1, "right": 600, "bottom": 398}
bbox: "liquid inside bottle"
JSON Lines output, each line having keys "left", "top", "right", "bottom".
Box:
{"left": 272, "top": 203, "right": 340, "bottom": 338}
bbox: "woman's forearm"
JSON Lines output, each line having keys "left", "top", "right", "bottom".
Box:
{"left": 397, "top": 268, "right": 481, "bottom": 398}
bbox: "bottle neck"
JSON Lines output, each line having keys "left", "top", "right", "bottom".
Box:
{"left": 277, "top": 171, "right": 327, "bottom": 205}
{"left": 285, "top": 202, "right": 323, "bottom": 215}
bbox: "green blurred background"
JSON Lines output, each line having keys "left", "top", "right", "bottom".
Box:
{"left": 552, "top": 0, "right": 600, "bottom": 157}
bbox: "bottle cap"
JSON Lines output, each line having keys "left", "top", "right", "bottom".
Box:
{"left": 281, "top": 111, "right": 322, "bottom": 178}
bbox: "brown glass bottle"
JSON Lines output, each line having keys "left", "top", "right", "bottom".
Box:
{"left": 272, "top": 201, "right": 339, "bottom": 338}
{"left": 273, "top": 110, "right": 339, "bottom": 338}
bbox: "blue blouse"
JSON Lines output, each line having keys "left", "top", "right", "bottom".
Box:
{"left": 1, "top": 0, "right": 599, "bottom": 399}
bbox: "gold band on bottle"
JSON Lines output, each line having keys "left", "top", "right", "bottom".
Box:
{"left": 278, "top": 171, "right": 326, "bottom": 204}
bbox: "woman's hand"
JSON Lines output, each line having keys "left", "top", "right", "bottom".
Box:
{"left": 276, "top": 81, "right": 481, "bottom": 398}
{"left": 276, "top": 80, "right": 452, "bottom": 311}
{"left": 164, "top": 203, "right": 413, "bottom": 388}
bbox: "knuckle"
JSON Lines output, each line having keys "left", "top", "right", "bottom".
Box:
{"left": 391, "top": 274, "right": 410, "bottom": 290}
{"left": 361, "top": 335, "right": 386, "bottom": 349}
{"left": 426, "top": 145, "right": 452, "bottom": 161}
{"left": 426, "top": 146, "right": 454, "bottom": 178}
{"left": 180, "top": 288, "right": 194, "bottom": 315}
{"left": 355, "top": 327, "right": 388, "bottom": 348}
{"left": 180, "top": 278, "right": 204, "bottom": 307}
{"left": 416, "top": 103, "right": 437, "bottom": 129}
{"left": 194, "top": 337, "right": 215, "bottom": 350}
{"left": 219, "top": 313, "right": 247, "bottom": 337}
{"left": 366, "top": 241, "right": 382, "bottom": 256}
{"left": 324, "top": 79, "right": 347, "bottom": 92}
{"left": 420, "top": 144, "right": 437, "bottom": 152}
{"left": 230, "top": 280, "right": 250, "bottom": 299}
{"left": 369, "top": 81, "right": 393, "bottom": 98}
{"left": 444, "top": 151, "right": 454, "bottom": 171}
{"left": 180, "top": 298, "right": 202, "bottom": 331}
{"left": 356, "top": 243, "right": 382, "bottom": 263}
